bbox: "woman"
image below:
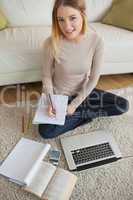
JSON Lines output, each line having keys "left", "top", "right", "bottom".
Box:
{"left": 39, "top": 0, "right": 129, "bottom": 138}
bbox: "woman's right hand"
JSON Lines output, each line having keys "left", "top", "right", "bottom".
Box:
{"left": 47, "top": 105, "right": 56, "bottom": 117}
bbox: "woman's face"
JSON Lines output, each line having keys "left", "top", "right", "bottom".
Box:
{"left": 57, "top": 5, "right": 83, "bottom": 41}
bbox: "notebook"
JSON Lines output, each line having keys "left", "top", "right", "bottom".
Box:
{"left": 33, "top": 93, "right": 68, "bottom": 125}
{"left": 0, "top": 138, "right": 77, "bottom": 200}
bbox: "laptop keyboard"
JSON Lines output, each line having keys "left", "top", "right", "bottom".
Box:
{"left": 71, "top": 142, "right": 115, "bottom": 165}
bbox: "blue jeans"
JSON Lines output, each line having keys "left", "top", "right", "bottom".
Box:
{"left": 38, "top": 88, "right": 129, "bottom": 139}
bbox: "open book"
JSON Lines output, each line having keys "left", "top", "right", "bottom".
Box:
{"left": 0, "top": 138, "right": 77, "bottom": 200}
{"left": 33, "top": 93, "right": 68, "bottom": 125}
{"left": 24, "top": 161, "right": 77, "bottom": 200}
{"left": 0, "top": 138, "right": 51, "bottom": 186}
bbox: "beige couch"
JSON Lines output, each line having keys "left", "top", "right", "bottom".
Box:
{"left": 0, "top": 0, "right": 133, "bottom": 86}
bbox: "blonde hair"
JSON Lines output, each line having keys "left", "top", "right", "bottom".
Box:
{"left": 51, "top": 0, "right": 89, "bottom": 61}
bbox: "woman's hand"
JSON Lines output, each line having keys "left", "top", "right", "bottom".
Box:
{"left": 67, "top": 104, "right": 76, "bottom": 116}
{"left": 47, "top": 105, "right": 56, "bottom": 117}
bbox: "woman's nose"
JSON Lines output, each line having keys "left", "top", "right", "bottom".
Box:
{"left": 64, "top": 20, "right": 73, "bottom": 31}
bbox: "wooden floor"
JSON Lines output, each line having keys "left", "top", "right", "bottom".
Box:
{"left": 0, "top": 74, "right": 133, "bottom": 104}
{"left": 97, "top": 73, "right": 133, "bottom": 90}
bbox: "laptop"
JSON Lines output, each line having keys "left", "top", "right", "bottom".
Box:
{"left": 60, "top": 130, "right": 122, "bottom": 171}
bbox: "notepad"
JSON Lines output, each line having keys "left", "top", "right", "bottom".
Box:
{"left": 33, "top": 94, "right": 68, "bottom": 125}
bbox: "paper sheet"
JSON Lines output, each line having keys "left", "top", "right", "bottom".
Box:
{"left": 33, "top": 94, "right": 68, "bottom": 125}
{"left": 43, "top": 168, "right": 77, "bottom": 200}
{"left": 24, "top": 161, "right": 56, "bottom": 197}
{"left": 0, "top": 138, "right": 50, "bottom": 185}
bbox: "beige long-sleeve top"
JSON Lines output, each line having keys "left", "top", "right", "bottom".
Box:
{"left": 42, "top": 28, "right": 104, "bottom": 109}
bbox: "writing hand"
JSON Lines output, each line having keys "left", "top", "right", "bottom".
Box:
{"left": 47, "top": 105, "right": 56, "bottom": 117}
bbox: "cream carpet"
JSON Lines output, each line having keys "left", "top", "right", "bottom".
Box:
{"left": 0, "top": 86, "right": 133, "bottom": 200}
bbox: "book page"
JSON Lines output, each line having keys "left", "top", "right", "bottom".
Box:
{"left": 33, "top": 94, "right": 68, "bottom": 125}
{"left": 0, "top": 138, "right": 50, "bottom": 185}
{"left": 24, "top": 161, "right": 56, "bottom": 198}
{"left": 24, "top": 143, "right": 51, "bottom": 186}
{"left": 43, "top": 168, "right": 77, "bottom": 200}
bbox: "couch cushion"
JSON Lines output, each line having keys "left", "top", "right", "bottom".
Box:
{"left": 86, "top": 0, "right": 113, "bottom": 22}
{"left": 0, "top": 10, "right": 8, "bottom": 30}
{"left": 102, "top": 0, "right": 133, "bottom": 31}
{"left": 0, "top": 0, "right": 54, "bottom": 26}
{"left": 0, "top": 0, "right": 113, "bottom": 26}
{"left": 0, "top": 26, "right": 51, "bottom": 73}
{"left": 90, "top": 22, "right": 133, "bottom": 63}
{"left": 1, "top": 23, "right": 133, "bottom": 76}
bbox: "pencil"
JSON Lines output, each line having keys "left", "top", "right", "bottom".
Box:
{"left": 22, "top": 115, "right": 25, "bottom": 133}
{"left": 26, "top": 108, "right": 33, "bottom": 132}
{"left": 29, "top": 109, "right": 33, "bottom": 130}
{"left": 26, "top": 110, "right": 30, "bottom": 132}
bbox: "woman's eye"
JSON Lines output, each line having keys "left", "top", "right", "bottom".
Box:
{"left": 71, "top": 17, "right": 77, "bottom": 21}
{"left": 58, "top": 18, "right": 64, "bottom": 23}
{"left": 57, "top": 17, "right": 77, "bottom": 23}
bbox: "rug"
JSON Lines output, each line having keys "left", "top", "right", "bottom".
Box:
{"left": 0, "top": 86, "right": 133, "bottom": 200}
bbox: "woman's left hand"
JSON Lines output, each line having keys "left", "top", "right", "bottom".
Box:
{"left": 67, "top": 104, "right": 76, "bottom": 116}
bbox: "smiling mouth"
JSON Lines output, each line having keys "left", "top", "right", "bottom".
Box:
{"left": 66, "top": 30, "right": 75, "bottom": 34}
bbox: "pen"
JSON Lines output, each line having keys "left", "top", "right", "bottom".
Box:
{"left": 47, "top": 94, "right": 55, "bottom": 114}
